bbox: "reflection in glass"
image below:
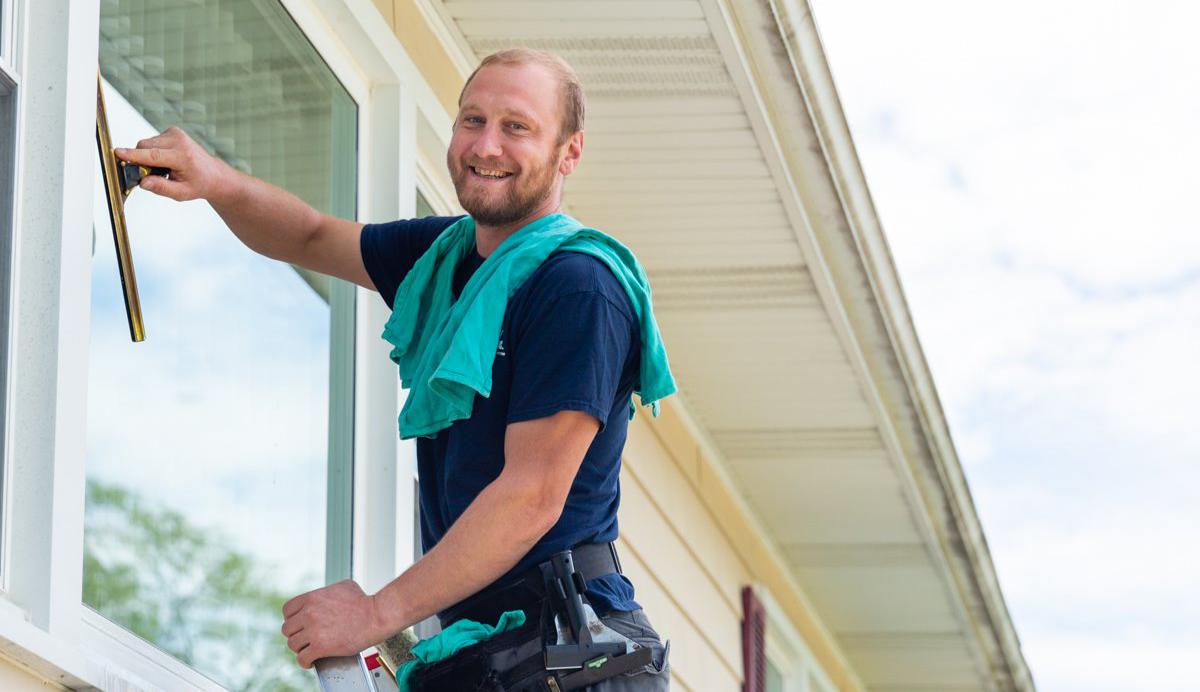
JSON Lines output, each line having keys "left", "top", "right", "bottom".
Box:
{"left": 86, "top": 1, "right": 356, "bottom": 689}
{"left": 416, "top": 190, "right": 436, "bottom": 219}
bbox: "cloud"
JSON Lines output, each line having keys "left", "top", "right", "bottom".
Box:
{"left": 811, "top": 1, "right": 1200, "bottom": 690}
{"left": 1023, "top": 631, "right": 1200, "bottom": 691}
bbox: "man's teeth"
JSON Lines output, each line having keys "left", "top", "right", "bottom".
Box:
{"left": 473, "top": 167, "right": 510, "bottom": 178}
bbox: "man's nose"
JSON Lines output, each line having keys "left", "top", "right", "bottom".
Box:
{"left": 469, "top": 124, "right": 504, "bottom": 160}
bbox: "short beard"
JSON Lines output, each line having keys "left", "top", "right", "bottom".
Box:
{"left": 451, "top": 151, "right": 559, "bottom": 227}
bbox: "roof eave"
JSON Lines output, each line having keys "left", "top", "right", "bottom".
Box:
{"left": 708, "top": 0, "right": 1035, "bottom": 687}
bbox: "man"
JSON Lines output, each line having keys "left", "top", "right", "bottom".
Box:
{"left": 117, "top": 48, "right": 671, "bottom": 690}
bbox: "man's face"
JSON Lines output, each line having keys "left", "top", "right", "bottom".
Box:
{"left": 448, "top": 62, "right": 577, "bottom": 227}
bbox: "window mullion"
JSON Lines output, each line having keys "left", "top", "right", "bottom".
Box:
{"left": 350, "top": 82, "right": 415, "bottom": 594}
{"left": 3, "top": 0, "right": 98, "bottom": 639}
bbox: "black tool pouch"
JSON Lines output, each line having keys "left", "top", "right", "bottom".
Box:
{"left": 409, "top": 608, "right": 555, "bottom": 692}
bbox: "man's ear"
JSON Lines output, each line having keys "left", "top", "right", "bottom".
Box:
{"left": 558, "top": 131, "right": 584, "bottom": 176}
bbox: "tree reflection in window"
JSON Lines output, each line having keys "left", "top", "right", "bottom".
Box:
{"left": 84, "top": 479, "right": 314, "bottom": 691}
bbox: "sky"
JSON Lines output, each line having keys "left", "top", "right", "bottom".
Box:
{"left": 809, "top": 1, "right": 1200, "bottom": 690}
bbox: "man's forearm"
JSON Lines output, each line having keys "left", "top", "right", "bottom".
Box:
{"left": 371, "top": 475, "right": 557, "bottom": 634}
{"left": 119, "top": 127, "right": 373, "bottom": 287}
{"left": 208, "top": 163, "right": 325, "bottom": 264}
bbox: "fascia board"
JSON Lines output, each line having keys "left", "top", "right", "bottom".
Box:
{"left": 763, "top": 3, "right": 1036, "bottom": 689}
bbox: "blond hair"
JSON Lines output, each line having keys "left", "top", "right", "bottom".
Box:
{"left": 459, "top": 48, "right": 585, "bottom": 145}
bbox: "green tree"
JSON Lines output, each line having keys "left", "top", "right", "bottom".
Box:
{"left": 84, "top": 479, "right": 317, "bottom": 691}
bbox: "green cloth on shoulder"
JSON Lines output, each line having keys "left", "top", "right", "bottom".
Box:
{"left": 395, "top": 609, "right": 526, "bottom": 692}
{"left": 382, "top": 212, "right": 676, "bottom": 439}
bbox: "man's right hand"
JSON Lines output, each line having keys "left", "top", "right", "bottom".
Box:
{"left": 113, "top": 126, "right": 373, "bottom": 290}
{"left": 115, "top": 126, "right": 231, "bottom": 204}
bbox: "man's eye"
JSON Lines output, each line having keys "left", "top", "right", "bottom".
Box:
{"left": 464, "top": 116, "right": 484, "bottom": 125}
{"left": 508, "top": 122, "right": 527, "bottom": 131}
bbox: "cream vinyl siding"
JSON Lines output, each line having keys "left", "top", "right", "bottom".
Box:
{"left": 618, "top": 416, "right": 745, "bottom": 692}
{"left": 0, "top": 659, "right": 52, "bottom": 691}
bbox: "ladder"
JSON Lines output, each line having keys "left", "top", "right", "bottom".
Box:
{"left": 316, "top": 653, "right": 398, "bottom": 692}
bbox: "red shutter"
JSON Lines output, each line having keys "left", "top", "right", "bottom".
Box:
{"left": 742, "top": 586, "right": 767, "bottom": 692}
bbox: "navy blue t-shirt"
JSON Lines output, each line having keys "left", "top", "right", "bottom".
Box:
{"left": 360, "top": 215, "right": 641, "bottom": 615}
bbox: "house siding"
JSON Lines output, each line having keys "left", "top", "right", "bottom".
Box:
{"left": 618, "top": 415, "right": 745, "bottom": 691}
{"left": 0, "top": 656, "right": 59, "bottom": 690}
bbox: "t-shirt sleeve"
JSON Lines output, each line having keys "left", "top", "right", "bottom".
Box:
{"left": 507, "top": 281, "right": 636, "bottom": 432}
{"left": 360, "top": 215, "right": 464, "bottom": 309}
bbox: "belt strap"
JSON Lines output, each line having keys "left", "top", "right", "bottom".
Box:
{"left": 559, "top": 542, "right": 622, "bottom": 584}
{"left": 441, "top": 543, "right": 622, "bottom": 628}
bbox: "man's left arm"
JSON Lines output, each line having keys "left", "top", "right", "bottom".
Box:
{"left": 280, "top": 409, "right": 599, "bottom": 668}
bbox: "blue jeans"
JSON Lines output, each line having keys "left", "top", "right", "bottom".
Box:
{"left": 589, "top": 610, "right": 671, "bottom": 691}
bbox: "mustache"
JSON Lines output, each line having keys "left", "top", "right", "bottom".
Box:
{"left": 460, "top": 159, "right": 516, "bottom": 173}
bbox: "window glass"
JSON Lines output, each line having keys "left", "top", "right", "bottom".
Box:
{"left": 416, "top": 190, "right": 436, "bottom": 218}
{"left": 411, "top": 476, "right": 440, "bottom": 639}
{"left": 765, "top": 658, "right": 785, "bottom": 692}
{"left": 85, "top": 2, "right": 356, "bottom": 690}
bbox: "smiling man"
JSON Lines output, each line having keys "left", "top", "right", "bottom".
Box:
{"left": 117, "top": 49, "right": 674, "bottom": 691}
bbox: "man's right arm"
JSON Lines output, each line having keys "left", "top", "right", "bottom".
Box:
{"left": 115, "top": 127, "right": 375, "bottom": 291}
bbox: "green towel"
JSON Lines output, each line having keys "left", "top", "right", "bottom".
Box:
{"left": 382, "top": 212, "right": 676, "bottom": 439}
{"left": 394, "top": 609, "right": 526, "bottom": 692}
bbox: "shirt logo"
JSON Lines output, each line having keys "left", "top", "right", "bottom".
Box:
{"left": 496, "top": 330, "right": 507, "bottom": 357}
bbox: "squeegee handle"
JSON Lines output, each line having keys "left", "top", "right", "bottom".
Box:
{"left": 118, "top": 159, "right": 170, "bottom": 196}
{"left": 550, "top": 550, "right": 590, "bottom": 643}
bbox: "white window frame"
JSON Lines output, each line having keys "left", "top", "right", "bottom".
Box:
{"left": 0, "top": 0, "right": 454, "bottom": 688}
{"left": 755, "top": 584, "right": 838, "bottom": 692}
{"left": 0, "top": 0, "right": 21, "bottom": 588}
{"left": 399, "top": 184, "right": 461, "bottom": 641}
{"left": 0, "top": 0, "right": 17, "bottom": 69}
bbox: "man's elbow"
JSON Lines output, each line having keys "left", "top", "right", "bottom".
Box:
{"left": 528, "top": 495, "right": 565, "bottom": 541}
{"left": 508, "top": 484, "right": 566, "bottom": 543}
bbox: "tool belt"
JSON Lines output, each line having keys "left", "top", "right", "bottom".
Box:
{"left": 411, "top": 543, "right": 652, "bottom": 692}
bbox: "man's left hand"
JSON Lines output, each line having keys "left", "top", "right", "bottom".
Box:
{"left": 281, "top": 579, "right": 389, "bottom": 669}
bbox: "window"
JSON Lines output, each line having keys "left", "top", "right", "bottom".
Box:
{"left": 0, "top": 0, "right": 19, "bottom": 578}
{"left": 85, "top": 2, "right": 356, "bottom": 689}
{"left": 752, "top": 584, "right": 838, "bottom": 692}
{"left": 0, "top": 0, "right": 449, "bottom": 688}
{"left": 416, "top": 190, "right": 436, "bottom": 219}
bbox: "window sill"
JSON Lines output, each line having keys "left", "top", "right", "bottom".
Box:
{"left": 78, "top": 608, "right": 227, "bottom": 691}
{"left": 0, "top": 596, "right": 231, "bottom": 691}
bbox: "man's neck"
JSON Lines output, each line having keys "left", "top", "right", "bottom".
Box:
{"left": 473, "top": 199, "right": 561, "bottom": 258}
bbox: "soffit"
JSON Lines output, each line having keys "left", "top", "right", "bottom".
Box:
{"left": 428, "top": 2, "right": 997, "bottom": 690}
